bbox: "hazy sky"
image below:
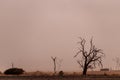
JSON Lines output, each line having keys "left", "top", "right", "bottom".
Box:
{"left": 0, "top": 0, "right": 120, "bottom": 72}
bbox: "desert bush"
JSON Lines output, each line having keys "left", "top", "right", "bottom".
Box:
{"left": 4, "top": 68, "right": 24, "bottom": 75}
{"left": 58, "top": 71, "right": 64, "bottom": 77}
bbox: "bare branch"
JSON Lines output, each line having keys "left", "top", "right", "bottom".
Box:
{"left": 74, "top": 50, "right": 82, "bottom": 58}
{"left": 77, "top": 60, "right": 84, "bottom": 69}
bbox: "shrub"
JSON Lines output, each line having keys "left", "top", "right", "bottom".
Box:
{"left": 4, "top": 68, "right": 24, "bottom": 75}
{"left": 58, "top": 71, "right": 64, "bottom": 77}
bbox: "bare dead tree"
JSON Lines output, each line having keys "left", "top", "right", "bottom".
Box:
{"left": 51, "top": 56, "right": 57, "bottom": 75}
{"left": 74, "top": 37, "right": 104, "bottom": 75}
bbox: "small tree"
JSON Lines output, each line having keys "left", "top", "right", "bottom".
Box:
{"left": 11, "top": 62, "right": 14, "bottom": 68}
{"left": 74, "top": 37, "right": 104, "bottom": 75}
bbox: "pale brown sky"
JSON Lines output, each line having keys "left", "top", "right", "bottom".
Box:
{"left": 0, "top": 0, "right": 120, "bottom": 72}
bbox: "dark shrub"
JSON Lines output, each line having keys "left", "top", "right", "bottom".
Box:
{"left": 4, "top": 68, "right": 24, "bottom": 75}
{"left": 58, "top": 71, "right": 64, "bottom": 77}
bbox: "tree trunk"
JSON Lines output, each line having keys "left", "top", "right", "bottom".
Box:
{"left": 82, "top": 65, "right": 87, "bottom": 75}
{"left": 53, "top": 61, "right": 56, "bottom": 74}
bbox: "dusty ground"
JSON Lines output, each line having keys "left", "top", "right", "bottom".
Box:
{"left": 0, "top": 76, "right": 120, "bottom": 80}
{"left": 1, "top": 71, "right": 120, "bottom": 80}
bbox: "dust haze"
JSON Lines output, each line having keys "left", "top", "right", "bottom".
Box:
{"left": 0, "top": 0, "right": 120, "bottom": 72}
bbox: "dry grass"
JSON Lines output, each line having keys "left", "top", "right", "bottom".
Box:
{"left": 0, "top": 71, "right": 120, "bottom": 80}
